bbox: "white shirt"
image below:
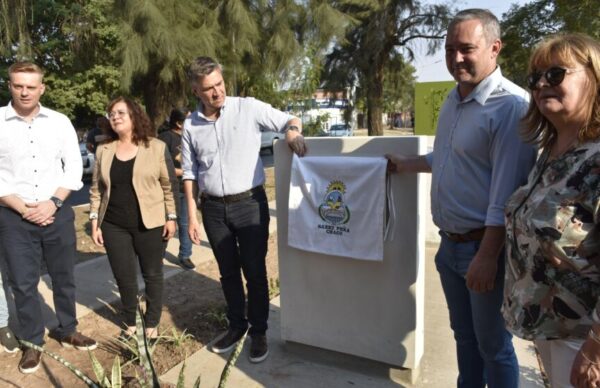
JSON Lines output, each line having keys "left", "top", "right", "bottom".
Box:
{"left": 0, "top": 102, "right": 83, "bottom": 202}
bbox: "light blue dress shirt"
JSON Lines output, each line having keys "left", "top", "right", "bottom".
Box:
{"left": 425, "top": 67, "right": 536, "bottom": 234}
{"left": 182, "top": 96, "right": 292, "bottom": 197}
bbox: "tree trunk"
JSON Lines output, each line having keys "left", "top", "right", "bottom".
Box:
{"left": 366, "top": 61, "right": 384, "bottom": 136}
{"left": 142, "top": 84, "right": 167, "bottom": 132}
{"left": 141, "top": 68, "right": 188, "bottom": 132}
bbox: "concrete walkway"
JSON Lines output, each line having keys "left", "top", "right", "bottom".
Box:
{"left": 160, "top": 243, "right": 545, "bottom": 388}
{"left": 33, "top": 201, "right": 545, "bottom": 387}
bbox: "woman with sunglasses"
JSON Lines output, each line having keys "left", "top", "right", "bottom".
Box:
{"left": 503, "top": 33, "right": 600, "bottom": 387}
{"left": 89, "top": 97, "right": 178, "bottom": 340}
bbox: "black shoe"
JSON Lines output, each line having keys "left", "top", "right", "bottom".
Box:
{"left": 179, "top": 258, "right": 195, "bottom": 270}
{"left": 0, "top": 326, "right": 19, "bottom": 353}
{"left": 19, "top": 348, "right": 42, "bottom": 374}
{"left": 60, "top": 331, "right": 97, "bottom": 351}
{"left": 249, "top": 334, "right": 268, "bottom": 363}
{"left": 210, "top": 328, "right": 247, "bottom": 354}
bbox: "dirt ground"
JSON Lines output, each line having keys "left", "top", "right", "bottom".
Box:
{"left": 0, "top": 132, "right": 405, "bottom": 386}
{"left": 0, "top": 184, "right": 280, "bottom": 387}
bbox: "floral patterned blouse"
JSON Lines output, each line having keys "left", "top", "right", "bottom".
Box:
{"left": 503, "top": 138, "right": 600, "bottom": 340}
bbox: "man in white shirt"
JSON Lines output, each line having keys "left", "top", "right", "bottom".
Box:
{"left": 0, "top": 62, "right": 97, "bottom": 374}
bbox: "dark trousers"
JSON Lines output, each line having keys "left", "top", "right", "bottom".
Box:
{"left": 200, "top": 189, "right": 270, "bottom": 335}
{"left": 102, "top": 221, "right": 164, "bottom": 328}
{"left": 0, "top": 206, "right": 78, "bottom": 345}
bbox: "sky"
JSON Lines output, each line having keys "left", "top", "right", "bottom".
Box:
{"left": 413, "top": 0, "right": 531, "bottom": 82}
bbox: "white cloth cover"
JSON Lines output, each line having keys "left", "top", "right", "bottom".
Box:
{"left": 288, "top": 154, "right": 388, "bottom": 261}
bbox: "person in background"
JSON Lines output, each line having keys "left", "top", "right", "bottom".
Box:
{"left": 0, "top": 61, "right": 97, "bottom": 374}
{"left": 503, "top": 33, "right": 600, "bottom": 388}
{"left": 182, "top": 56, "right": 306, "bottom": 364}
{"left": 0, "top": 253, "right": 19, "bottom": 354}
{"left": 89, "top": 96, "right": 177, "bottom": 340}
{"left": 86, "top": 115, "right": 111, "bottom": 154}
{"left": 159, "top": 107, "right": 194, "bottom": 270}
{"left": 386, "top": 9, "right": 536, "bottom": 387}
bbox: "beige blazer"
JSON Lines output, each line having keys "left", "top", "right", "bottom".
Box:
{"left": 89, "top": 138, "right": 177, "bottom": 229}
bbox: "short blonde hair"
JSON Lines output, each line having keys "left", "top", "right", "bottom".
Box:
{"left": 522, "top": 33, "right": 600, "bottom": 147}
{"left": 8, "top": 62, "right": 44, "bottom": 78}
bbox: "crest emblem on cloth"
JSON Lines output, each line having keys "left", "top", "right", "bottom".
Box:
{"left": 318, "top": 180, "right": 351, "bottom": 225}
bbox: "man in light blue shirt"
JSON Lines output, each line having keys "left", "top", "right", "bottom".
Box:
{"left": 182, "top": 56, "right": 305, "bottom": 364}
{"left": 387, "top": 9, "right": 536, "bottom": 387}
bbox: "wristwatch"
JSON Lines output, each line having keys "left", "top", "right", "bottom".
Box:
{"left": 50, "top": 196, "right": 63, "bottom": 210}
{"left": 167, "top": 214, "right": 177, "bottom": 221}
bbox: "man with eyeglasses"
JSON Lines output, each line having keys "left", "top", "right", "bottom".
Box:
{"left": 387, "top": 9, "right": 536, "bottom": 387}
{"left": 182, "top": 56, "right": 306, "bottom": 364}
{"left": 0, "top": 62, "right": 97, "bottom": 374}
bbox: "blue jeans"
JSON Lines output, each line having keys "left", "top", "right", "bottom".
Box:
{"left": 435, "top": 234, "right": 518, "bottom": 388}
{"left": 200, "top": 189, "right": 270, "bottom": 335}
{"left": 177, "top": 193, "right": 193, "bottom": 259}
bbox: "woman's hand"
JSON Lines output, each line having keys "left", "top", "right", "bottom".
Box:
{"left": 163, "top": 220, "right": 176, "bottom": 241}
{"left": 91, "top": 220, "right": 104, "bottom": 246}
{"left": 571, "top": 334, "right": 600, "bottom": 387}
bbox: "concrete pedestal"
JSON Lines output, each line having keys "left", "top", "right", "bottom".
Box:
{"left": 274, "top": 136, "right": 428, "bottom": 375}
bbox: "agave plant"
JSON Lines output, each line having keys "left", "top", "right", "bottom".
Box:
{"left": 218, "top": 331, "right": 247, "bottom": 388}
{"left": 20, "top": 303, "right": 243, "bottom": 387}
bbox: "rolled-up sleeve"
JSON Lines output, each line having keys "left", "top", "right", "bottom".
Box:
{"left": 59, "top": 119, "right": 84, "bottom": 191}
{"left": 251, "top": 98, "right": 293, "bottom": 133}
{"left": 425, "top": 152, "right": 434, "bottom": 168}
{"left": 486, "top": 101, "right": 536, "bottom": 226}
{"left": 181, "top": 124, "right": 197, "bottom": 182}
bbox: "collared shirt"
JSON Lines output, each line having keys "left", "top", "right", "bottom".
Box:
{"left": 503, "top": 139, "right": 600, "bottom": 340}
{"left": 182, "top": 96, "right": 292, "bottom": 196}
{"left": 426, "top": 67, "right": 536, "bottom": 233}
{"left": 0, "top": 102, "right": 83, "bottom": 202}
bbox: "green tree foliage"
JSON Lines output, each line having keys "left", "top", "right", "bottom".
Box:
{"left": 0, "top": 0, "right": 351, "bottom": 128}
{"left": 117, "top": 0, "right": 219, "bottom": 127}
{"left": 383, "top": 57, "right": 416, "bottom": 115}
{"left": 211, "top": 0, "right": 349, "bottom": 111}
{"left": 0, "top": 0, "right": 29, "bottom": 57}
{"left": 323, "top": 0, "right": 452, "bottom": 136}
{"left": 0, "top": 0, "right": 121, "bottom": 128}
{"left": 500, "top": 0, "right": 600, "bottom": 87}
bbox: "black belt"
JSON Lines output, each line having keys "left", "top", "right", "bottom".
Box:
{"left": 201, "top": 186, "right": 264, "bottom": 204}
{"left": 442, "top": 227, "right": 486, "bottom": 243}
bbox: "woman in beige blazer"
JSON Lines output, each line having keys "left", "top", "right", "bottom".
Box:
{"left": 89, "top": 96, "right": 177, "bottom": 339}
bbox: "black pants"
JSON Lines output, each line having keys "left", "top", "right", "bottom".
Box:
{"left": 200, "top": 189, "right": 270, "bottom": 335}
{"left": 102, "top": 221, "right": 164, "bottom": 328}
{"left": 0, "top": 206, "right": 77, "bottom": 345}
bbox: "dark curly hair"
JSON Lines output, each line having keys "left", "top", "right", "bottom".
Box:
{"left": 106, "top": 96, "right": 155, "bottom": 147}
{"left": 169, "top": 107, "right": 189, "bottom": 129}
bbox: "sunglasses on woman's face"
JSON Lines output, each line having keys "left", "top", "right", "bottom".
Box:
{"left": 527, "top": 67, "right": 584, "bottom": 90}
